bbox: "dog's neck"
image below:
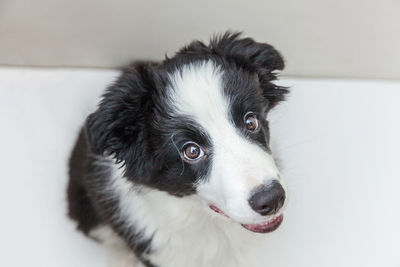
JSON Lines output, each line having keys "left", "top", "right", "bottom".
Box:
{"left": 104, "top": 161, "right": 265, "bottom": 267}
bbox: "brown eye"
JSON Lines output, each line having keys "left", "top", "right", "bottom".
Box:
{"left": 244, "top": 112, "right": 260, "bottom": 132}
{"left": 182, "top": 142, "right": 205, "bottom": 162}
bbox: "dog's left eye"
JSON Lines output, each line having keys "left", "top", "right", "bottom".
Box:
{"left": 244, "top": 112, "right": 260, "bottom": 132}
{"left": 181, "top": 142, "right": 205, "bottom": 163}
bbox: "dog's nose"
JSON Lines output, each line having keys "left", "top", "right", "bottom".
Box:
{"left": 248, "top": 180, "right": 285, "bottom": 216}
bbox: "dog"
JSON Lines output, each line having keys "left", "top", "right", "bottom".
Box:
{"left": 67, "top": 32, "right": 288, "bottom": 267}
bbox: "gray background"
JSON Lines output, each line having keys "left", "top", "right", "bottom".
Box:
{"left": 1, "top": 0, "right": 400, "bottom": 79}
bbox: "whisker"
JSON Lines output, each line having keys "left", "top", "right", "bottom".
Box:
{"left": 170, "top": 133, "right": 185, "bottom": 176}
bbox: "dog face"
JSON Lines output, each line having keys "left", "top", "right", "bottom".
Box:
{"left": 86, "top": 32, "right": 288, "bottom": 233}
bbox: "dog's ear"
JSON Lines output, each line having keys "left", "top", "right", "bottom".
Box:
{"left": 85, "top": 62, "right": 156, "bottom": 180}
{"left": 210, "top": 32, "right": 289, "bottom": 109}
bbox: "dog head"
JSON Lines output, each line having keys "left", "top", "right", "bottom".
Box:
{"left": 86, "top": 32, "right": 288, "bottom": 233}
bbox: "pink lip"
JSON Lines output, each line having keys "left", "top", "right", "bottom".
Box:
{"left": 209, "top": 204, "right": 229, "bottom": 218}
{"left": 209, "top": 204, "right": 283, "bottom": 234}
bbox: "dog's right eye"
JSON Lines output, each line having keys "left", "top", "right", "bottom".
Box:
{"left": 244, "top": 112, "right": 260, "bottom": 133}
{"left": 181, "top": 142, "right": 205, "bottom": 163}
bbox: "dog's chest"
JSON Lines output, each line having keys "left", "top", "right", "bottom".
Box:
{"left": 119, "top": 189, "right": 262, "bottom": 267}
{"left": 147, "top": 216, "right": 260, "bottom": 267}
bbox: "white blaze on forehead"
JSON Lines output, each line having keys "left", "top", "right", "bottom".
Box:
{"left": 168, "top": 60, "right": 229, "bottom": 129}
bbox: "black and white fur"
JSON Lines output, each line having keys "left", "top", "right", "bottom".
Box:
{"left": 68, "top": 32, "right": 289, "bottom": 267}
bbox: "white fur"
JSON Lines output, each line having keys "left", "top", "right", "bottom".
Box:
{"left": 94, "top": 164, "right": 267, "bottom": 267}
{"left": 90, "top": 226, "right": 141, "bottom": 267}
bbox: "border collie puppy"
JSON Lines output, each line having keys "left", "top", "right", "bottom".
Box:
{"left": 68, "top": 32, "right": 288, "bottom": 267}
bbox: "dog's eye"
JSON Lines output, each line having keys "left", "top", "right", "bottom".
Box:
{"left": 181, "top": 142, "right": 205, "bottom": 162}
{"left": 244, "top": 112, "right": 260, "bottom": 132}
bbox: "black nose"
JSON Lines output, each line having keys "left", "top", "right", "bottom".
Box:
{"left": 248, "top": 181, "right": 285, "bottom": 216}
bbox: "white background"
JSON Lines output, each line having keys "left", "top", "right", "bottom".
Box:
{"left": 1, "top": 67, "right": 399, "bottom": 267}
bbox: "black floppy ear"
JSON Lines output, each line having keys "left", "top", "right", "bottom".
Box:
{"left": 85, "top": 62, "right": 155, "bottom": 179}
{"left": 210, "top": 31, "right": 289, "bottom": 109}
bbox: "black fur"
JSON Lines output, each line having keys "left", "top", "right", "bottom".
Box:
{"left": 68, "top": 128, "right": 154, "bottom": 263}
{"left": 67, "top": 128, "right": 101, "bottom": 234}
{"left": 67, "top": 31, "right": 288, "bottom": 266}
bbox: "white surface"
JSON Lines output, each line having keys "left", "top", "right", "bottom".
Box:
{"left": 1, "top": 0, "right": 400, "bottom": 79}
{"left": 0, "top": 67, "right": 399, "bottom": 267}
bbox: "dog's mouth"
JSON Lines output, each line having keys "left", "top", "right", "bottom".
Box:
{"left": 209, "top": 204, "right": 283, "bottom": 234}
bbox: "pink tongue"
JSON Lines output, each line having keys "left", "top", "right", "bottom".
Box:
{"left": 209, "top": 204, "right": 283, "bottom": 234}
{"left": 241, "top": 214, "right": 284, "bottom": 234}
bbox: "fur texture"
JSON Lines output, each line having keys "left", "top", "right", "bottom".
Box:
{"left": 67, "top": 32, "right": 288, "bottom": 267}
